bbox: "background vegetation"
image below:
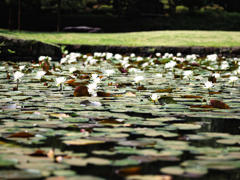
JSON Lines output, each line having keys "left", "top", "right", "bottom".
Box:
{"left": 0, "top": 0, "right": 240, "bottom": 32}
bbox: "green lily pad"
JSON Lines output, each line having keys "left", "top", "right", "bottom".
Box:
{"left": 161, "top": 165, "right": 207, "bottom": 177}
{"left": 170, "top": 123, "right": 202, "bottom": 130}
{"left": 0, "top": 169, "right": 43, "bottom": 180}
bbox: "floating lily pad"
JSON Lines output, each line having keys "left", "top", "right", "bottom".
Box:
{"left": 63, "top": 139, "right": 105, "bottom": 146}
{"left": 0, "top": 157, "right": 18, "bottom": 168}
{"left": 127, "top": 175, "right": 172, "bottom": 180}
{"left": 170, "top": 123, "right": 202, "bottom": 130}
{"left": 64, "top": 157, "right": 111, "bottom": 166}
{"left": 0, "top": 169, "right": 43, "bottom": 180}
{"left": 161, "top": 165, "right": 207, "bottom": 177}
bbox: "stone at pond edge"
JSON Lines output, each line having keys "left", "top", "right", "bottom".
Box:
{"left": 0, "top": 35, "right": 61, "bottom": 61}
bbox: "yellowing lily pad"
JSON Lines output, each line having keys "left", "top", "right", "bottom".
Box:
{"left": 63, "top": 139, "right": 105, "bottom": 146}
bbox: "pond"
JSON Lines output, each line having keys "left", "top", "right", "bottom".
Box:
{"left": 0, "top": 52, "right": 240, "bottom": 180}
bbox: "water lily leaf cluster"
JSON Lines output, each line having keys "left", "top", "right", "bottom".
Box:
{"left": 0, "top": 51, "right": 240, "bottom": 179}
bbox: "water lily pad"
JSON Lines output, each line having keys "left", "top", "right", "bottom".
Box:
{"left": 0, "top": 157, "right": 17, "bottom": 168}
{"left": 127, "top": 175, "right": 172, "bottom": 180}
{"left": 64, "top": 157, "right": 111, "bottom": 166}
{"left": 112, "top": 158, "right": 140, "bottom": 166}
{"left": 53, "top": 170, "right": 76, "bottom": 176}
{"left": 161, "top": 165, "right": 207, "bottom": 177}
{"left": 0, "top": 169, "right": 43, "bottom": 180}
{"left": 170, "top": 123, "right": 202, "bottom": 130}
{"left": 216, "top": 138, "right": 240, "bottom": 145}
{"left": 63, "top": 139, "right": 105, "bottom": 146}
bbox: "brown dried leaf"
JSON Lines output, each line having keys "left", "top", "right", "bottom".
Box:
{"left": 29, "top": 149, "right": 47, "bottom": 157}
{"left": 65, "top": 79, "right": 88, "bottom": 87}
{"left": 74, "top": 86, "right": 91, "bottom": 97}
{"left": 210, "top": 100, "right": 230, "bottom": 109}
{"left": 79, "top": 74, "right": 90, "bottom": 80}
{"left": 155, "top": 88, "right": 173, "bottom": 93}
{"left": 209, "top": 91, "right": 221, "bottom": 95}
{"left": 8, "top": 131, "right": 35, "bottom": 138}
{"left": 181, "top": 95, "right": 203, "bottom": 99}
{"left": 116, "top": 166, "right": 141, "bottom": 176}
{"left": 137, "top": 86, "right": 146, "bottom": 91}
{"left": 97, "top": 91, "right": 112, "bottom": 97}
{"left": 190, "top": 105, "right": 214, "bottom": 109}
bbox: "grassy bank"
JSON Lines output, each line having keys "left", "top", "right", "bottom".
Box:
{"left": 1, "top": 29, "right": 240, "bottom": 47}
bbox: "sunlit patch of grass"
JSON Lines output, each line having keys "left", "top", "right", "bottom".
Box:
{"left": 0, "top": 29, "right": 240, "bottom": 47}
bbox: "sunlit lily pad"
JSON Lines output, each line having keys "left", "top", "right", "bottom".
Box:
{"left": 63, "top": 139, "right": 105, "bottom": 146}
{"left": 169, "top": 123, "right": 202, "bottom": 130}
{"left": 127, "top": 175, "right": 172, "bottom": 180}
{"left": 64, "top": 157, "right": 111, "bottom": 166}
{"left": 0, "top": 169, "right": 43, "bottom": 180}
{"left": 161, "top": 165, "right": 208, "bottom": 177}
{"left": 0, "top": 157, "right": 18, "bottom": 168}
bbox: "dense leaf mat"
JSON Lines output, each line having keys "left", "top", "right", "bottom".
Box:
{"left": 0, "top": 52, "right": 240, "bottom": 180}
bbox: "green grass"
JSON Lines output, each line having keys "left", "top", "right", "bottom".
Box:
{"left": 1, "top": 28, "right": 240, "bottom": 47}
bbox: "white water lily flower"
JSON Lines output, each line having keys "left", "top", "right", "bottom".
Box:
{"left": 151, "top": 93, "right": 159, "bottom": 102}
{"left": 212, "top": 73, "right": 220, "bottom": 78}
{"left": 142, "top": 62, "right": 149, "bottom": 68}
{"left": 123, "top": 63, "right": 130, "bottom": 69}
{"left": 69, "top": 67, "right": 77, "bottom": 73}
{"left": 183, "top": 70, "right": 193, "bottom": 77}
{"left": 47, "top": 56, "right": 52, "bottom": 61}
{"left": 87, "top": 83, "right": 98, "bottom": 96}
{"left": 36, "top": 71, "right": 46, "bottom": 80}
{"left": 134, "top": 76, "right": 144, "bottom": 84}
{"left": 13, "top": 71, "right": 24, "bottom": 81}
{"left": 155, "top": 73, "right": 163, "bottom": 78}
{"left": 136, "top": 57, "right": 143, "bottom": 61}
{"left": 204, "top": 81, "right": 213, "bottom": 89}
{"left": 94, "top": 52, "right": 102, "bottom": 57}
{"left": 130, "top": 53, "right": 136, "bottom": 58}
{"left": 91, "top": 74, "right": 101, "bottom": 84}
{"left": 120, "top": 59, "right": 129, "bottom": 66}
{"left": 186, "top": 54, "right": 197, "bottom": 61}
{"left": 176, "top": 57, "right": 185, "bottom": 63}
{"left": 38, "top": 56, "right": 52, "bottom": 62}
{"left": 177, "top": 52, "right": 182, "bottom": 57}
{"left": 60, "top": 57, "right": 67, "bottom": 64}
{"left": 104, "top": 69, "right": 115, "bottom": 76}
{"left": 94, "top": 77, "right": 101, "bottom": 84}
{"left": 19, "top": 65, "right": 25, "bottom": 71}
{"left": 207, "top": 66, "right": 215, "bottom": 71}
{"left": 128, "top": 68, "right": 142, "bottom": 74}
{"left": 89, "top": 58, "right": 97, "bottom": 65}
{"left": 165, "top": 61, "right": 176, "bottom": 69}
{"left": 236, "top": 67, "right": 240, "bottom": 75}
{"left": 38, "top": 56, "right": 46, "bottom": 62}
{"left": 91, "top": 74, "right": 98, "bottom": 80}
{"left": 55, "top": 77, "right": 66, "bottom": 87}
{"left": 106, "top": 52, "right": 113, "bottom": 59}
{"left": 68, "top": 57, "right": 77, "bottom": 64}
{"left": 63, "top": 50, "right": 69, "bottom": 55}
{"left": 221, "top": 61, "right": 229, "bottom": 70}
{"left": 114, "top": 54, "right": 122, "bottom": 60}
{"left": 229, "top": 76, "right": 238, "bottom": 83}
{"left": 207, "top": 54, "right": 218, "bottom": 61}
{"left": 163, "top": 53, "right": 173, "bottom": 59}
{"left": 156, "top": 53, "right": 161, "bottom": 57}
